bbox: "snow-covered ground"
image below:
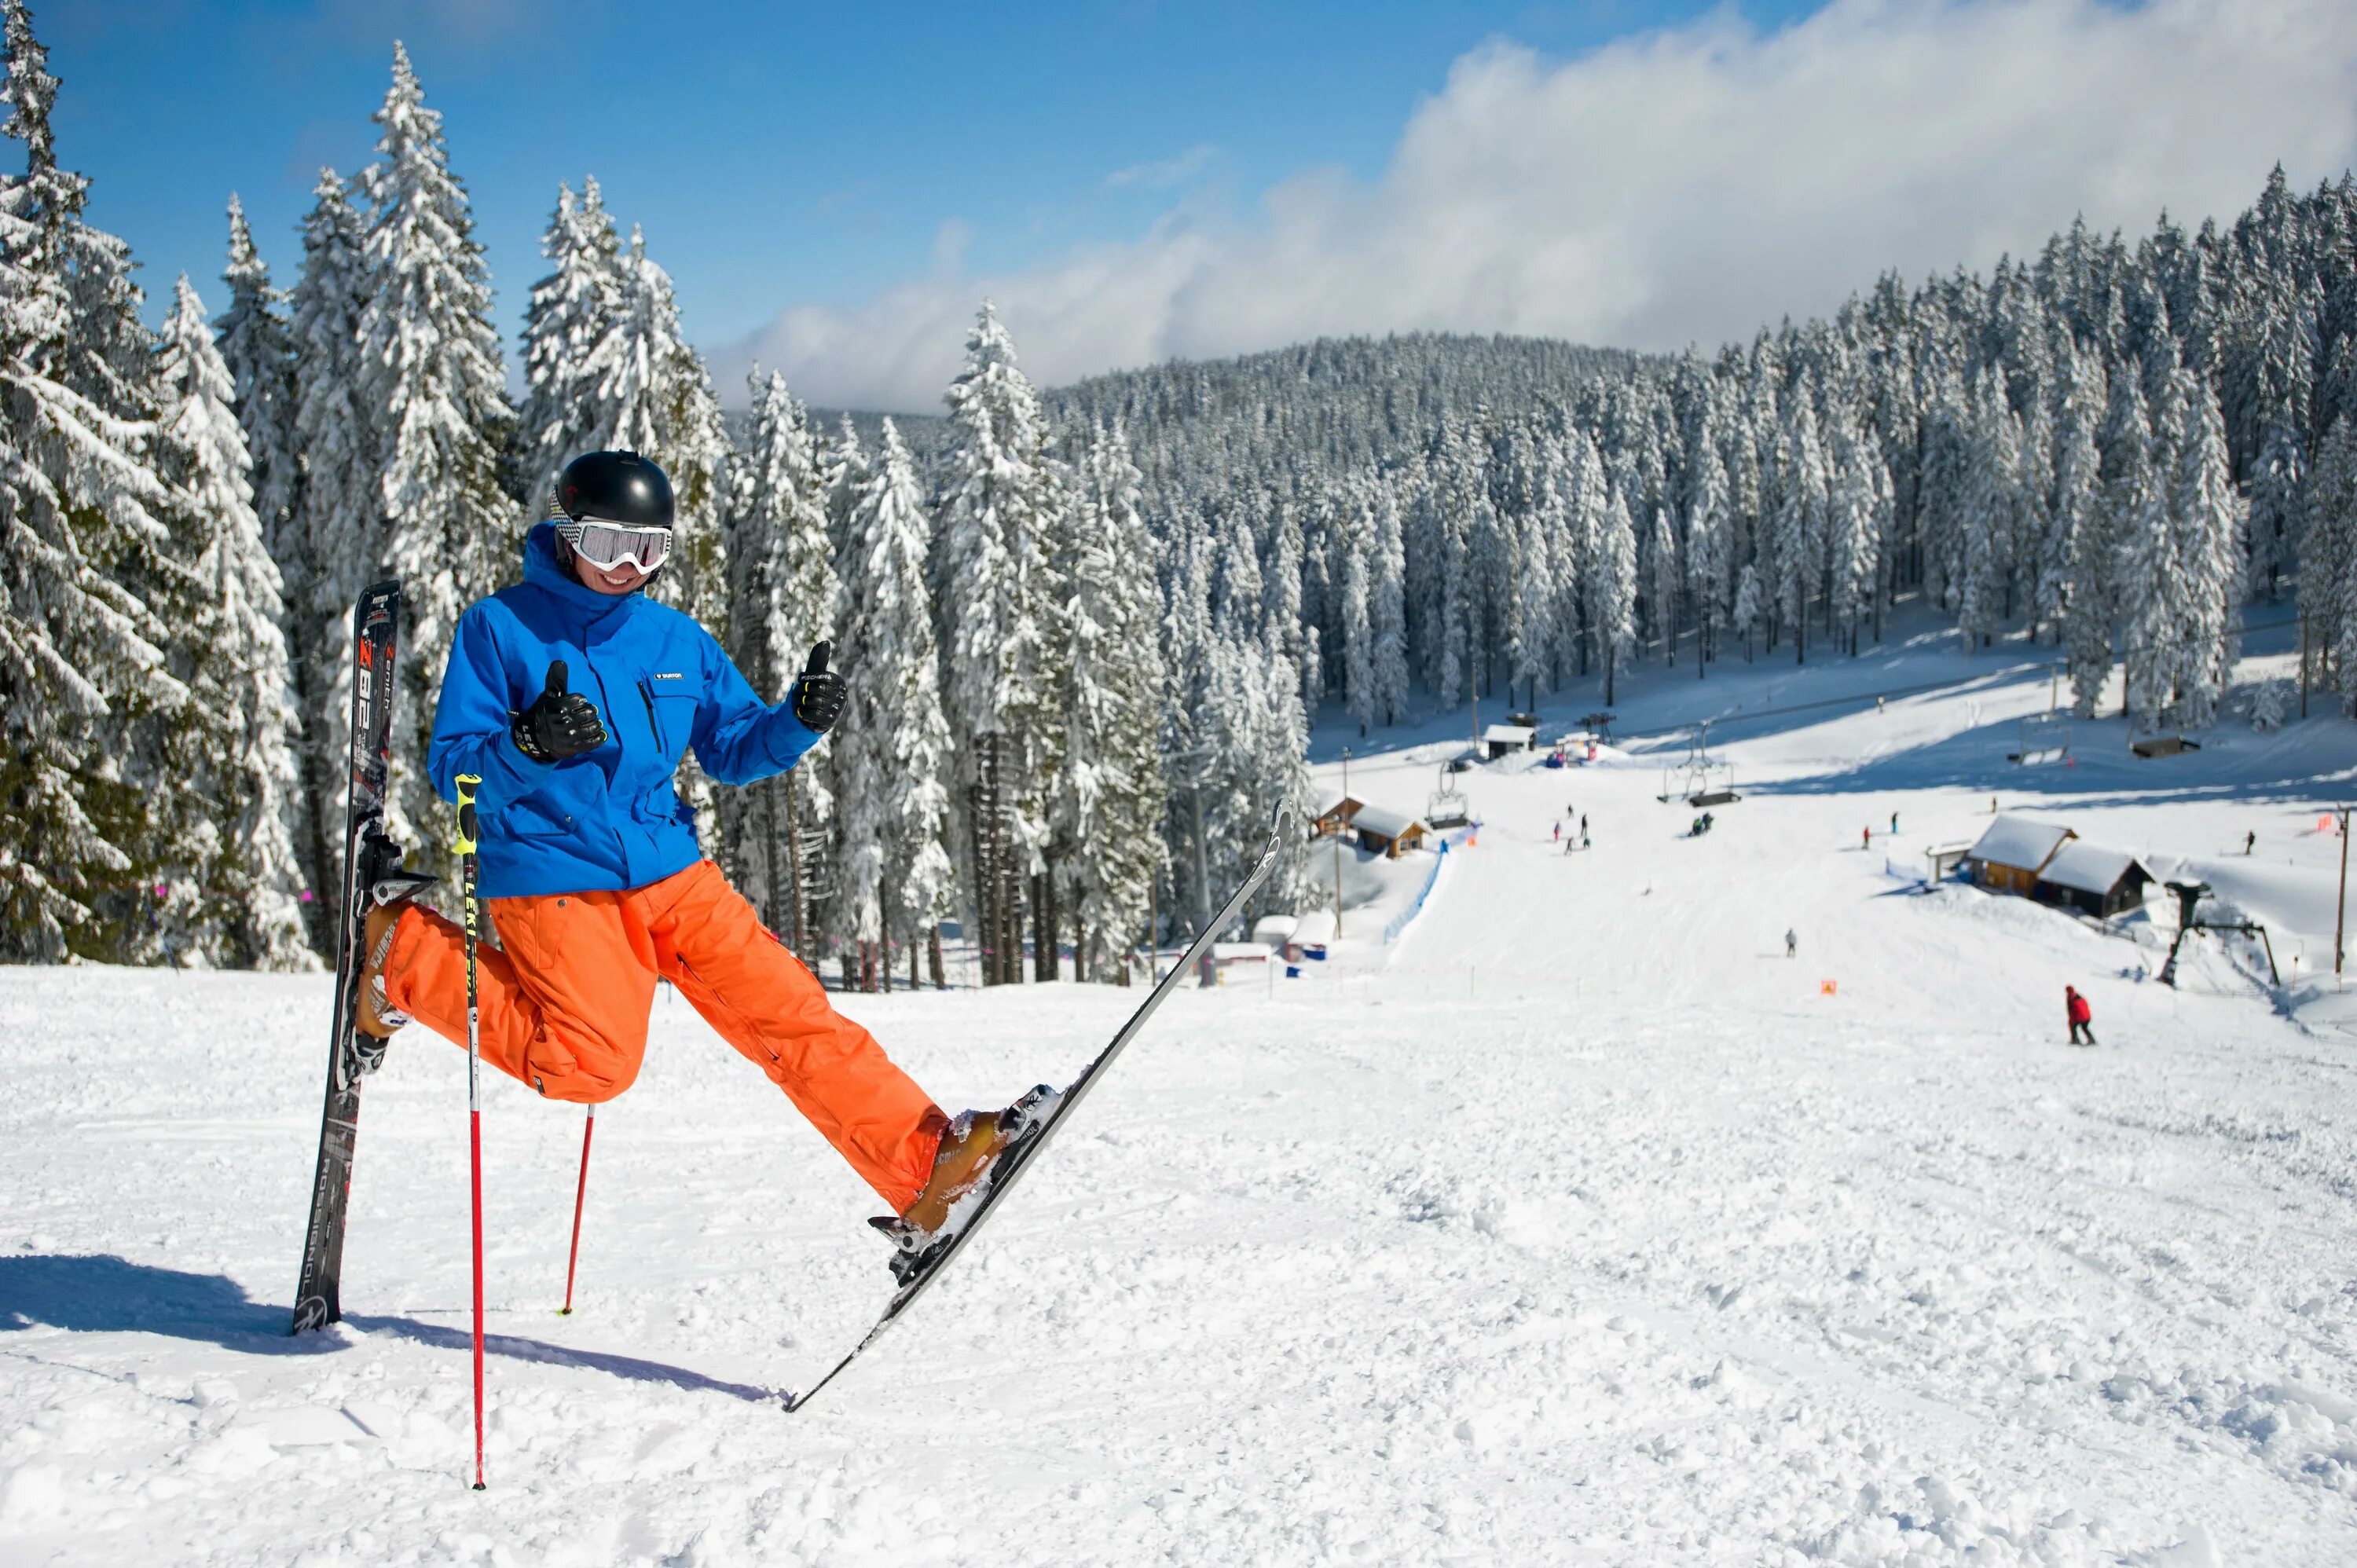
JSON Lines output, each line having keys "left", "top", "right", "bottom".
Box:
{"left": 7, "top": 628, "right": 2357, "bottom": 1565}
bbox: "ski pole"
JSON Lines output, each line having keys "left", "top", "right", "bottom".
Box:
{"left": 560, "top": 1105, "right": 594, "bottom": 1314}
{"left": 455, "top": 773, "right": 487, "bottom": 1492}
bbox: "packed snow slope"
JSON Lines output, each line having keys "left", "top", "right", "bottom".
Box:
{"left": 6, "top": 623, "right": 2357, "bottom": 1566}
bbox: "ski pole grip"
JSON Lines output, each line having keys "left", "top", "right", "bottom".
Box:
{"left": 455, "top": 773, "right": 481, "bottom": 852}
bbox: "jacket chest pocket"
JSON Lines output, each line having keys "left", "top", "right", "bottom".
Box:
{"left": 636, "top": 680, "right": 697, "bottom": 756}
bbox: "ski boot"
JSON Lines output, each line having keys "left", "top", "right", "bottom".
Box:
{"left": 869, "top": 1084, "right": 1060, "bottom": 1279}
{"left": 352, "top": 830, "right": 436, "bottom": 1068}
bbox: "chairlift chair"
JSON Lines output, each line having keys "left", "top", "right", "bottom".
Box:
{"left": 1428, "top": 761, "right": 1470, "bottom": 830}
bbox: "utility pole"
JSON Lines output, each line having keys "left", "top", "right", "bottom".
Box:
{"left": 2301, "top": 613, "right": 2311, "bottom": 720}
{"left": 1335, "top": 747, "right": 1350, "bottom": 937}
{"left": 2337, "top": 804, "right": 2349, "bottom": 977}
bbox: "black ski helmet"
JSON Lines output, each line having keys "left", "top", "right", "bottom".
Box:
{"left": 554, "top": 449, "right": 673, "bottom": 529}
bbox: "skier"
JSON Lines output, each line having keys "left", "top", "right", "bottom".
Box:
{"left": 1784, "top": 928, "right": 1797, "bottom": 959}
{"left": 352, "top": 451, "right": 1032, "bottom": 1252}
{"left": 1890, "top": 811, "right": 1899, "bottom": 834}
{"left": 2245, "top": 830, "right": 2256, "bottom": 855}
{"left": 2065, "top": 985, "right": 2096, "bottom": 1046}
{"left": 1862, "top": 826, "right": 1871, "bottom": 850}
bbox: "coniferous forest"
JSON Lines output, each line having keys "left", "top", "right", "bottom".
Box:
{"left": 7, "top": 5, "right": 2355, "bottom": 975}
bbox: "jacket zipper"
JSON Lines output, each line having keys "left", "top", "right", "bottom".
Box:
{"left": 639, "top": 679, "right": 665, "bottom": 752}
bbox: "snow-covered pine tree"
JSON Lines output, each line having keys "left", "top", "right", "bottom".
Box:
{"left": 283, "top": 167, "right": 376, "bottom": 922}
{"left": 1684, "top": 419, "right": 1732, "bottom": 669}
{"left": 2244, "top": 416, "right": 2305, "bottom": 601}
{"left": 834, "top": 419, "right": 955, "bottom": 988}
{"left": 1731, "top": 561, "right": 1763, "bottom": 661}
{"left": 1337, "top": 479, "right": 1376, "bottom": 733}
{"left": 720, "top": 368, "right": 834, "bottom": 949}
{"left": 1051, "top": 419, "right": 1169, "bottom": 981}
{"left": 935, "top": 301, "right": 1057, "bottom": 984}
{"left": 152, "top": 275, "right": 313, "bottom": 969}
{"left": 356, "top": 43, "right": 514, "bottom": 863}
{"left": 2055, "top": 352, "right": 2114, "bottom": 714}
{"left": 514, "top": 177, "right": 623, "bottom": 506}
{"left": 2306, "top": 417, "right": 2357, "bottom": 707}
{"left": 2164, "top": 367, "right": 2243, "bottom": 728}
{"left": 215, "top": 196, "right": 300, "bottom": 596}
{"left": 2115, "top": 379, "right": 2180, "bottom": 731}
{"left": 1644, "top": 501, "right": 1679, "bottom": 666}
{"left": 0, "top": 0, "right": 181, "bottom": 958}
{"left": 589, "top": 224, "right": 730, "bottom": 630}
{"left": 1589, "top": 480, "right": 1637, "bottom": 705}
{"left": 1367, "top": 478, "right": 1409, "bottom": 727}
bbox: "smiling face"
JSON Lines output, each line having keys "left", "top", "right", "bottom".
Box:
{"left": 575, "top": 554, "right": 652, "bottom": 595}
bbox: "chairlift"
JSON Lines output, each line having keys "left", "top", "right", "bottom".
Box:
{"left": 2009, "top": 713, "right": 2072, "bottom": 765}
{"left": 1428, "top": 761, "right": 1470, "bottom": 829}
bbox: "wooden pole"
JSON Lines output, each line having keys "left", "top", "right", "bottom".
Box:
{"left": 2301, "top": 613, "right": 2311, "bottom": 720}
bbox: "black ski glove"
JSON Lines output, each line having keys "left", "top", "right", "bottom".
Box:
{"left": 512, "top": 660, "right": 607, "bottom": 763}
{"left": 788, "top": 641, "right": 848, "bottom": 735}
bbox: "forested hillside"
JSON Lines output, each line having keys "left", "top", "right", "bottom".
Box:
{"left": 6, "top": 0, "right": 2353, "bottom": 976}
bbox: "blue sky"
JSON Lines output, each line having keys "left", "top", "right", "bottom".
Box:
{"left": 43, "top": 1, "right": 2357, "bottom": 410}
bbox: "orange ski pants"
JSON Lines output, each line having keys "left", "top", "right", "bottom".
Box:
{"left": 381, "top": 858, "right": 947, "bottom": 1212}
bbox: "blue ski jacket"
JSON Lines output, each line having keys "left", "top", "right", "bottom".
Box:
{"left": 426, "top": 522, "right": 822, "bottom": 899}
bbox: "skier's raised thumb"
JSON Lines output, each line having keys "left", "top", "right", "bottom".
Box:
{"left": 803, "top": 641, "right": 830, "bottom": 678}
{"left": 545, "top": 659, "right": 569, "bottom": 698}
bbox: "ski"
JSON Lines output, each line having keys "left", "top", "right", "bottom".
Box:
{"left": 784, "top": 803, "right": 1292, "bottom": 1412}
{"left": 291, "top": 581, "right": 407, "bottom": 1334}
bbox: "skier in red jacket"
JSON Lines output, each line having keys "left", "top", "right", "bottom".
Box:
{"left": 2065, "top": 985, "right": 2095, "bottom": 1046}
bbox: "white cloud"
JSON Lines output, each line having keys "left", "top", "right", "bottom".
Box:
{"left": 715, "top": 0, "right": 2357, "bottom": 412}
{"left": 1104, "top": 143, "right": 1219, "bottom": 189}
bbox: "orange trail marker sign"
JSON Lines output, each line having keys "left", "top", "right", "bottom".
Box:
{"left": 1820, "top": 979, "right": 1838, "bottom": 996}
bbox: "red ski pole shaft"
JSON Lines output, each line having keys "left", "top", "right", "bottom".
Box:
{"left": 456, "top": 774, "right": 487, "bottom": 1492}
{"left": 561, "top": 1105, "right": 595, "bottom": 1314}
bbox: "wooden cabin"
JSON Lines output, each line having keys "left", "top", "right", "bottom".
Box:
{"left": 1482, "top": 723, "right": 1537, "bottom": 759}
{"left": 1312, "top": 794, "right": 1365, "bottom": 838}
{"left": 2033, "top": 842, "right": 2156, "bottom": 920}
{"left": 1964, "top": 816, "right": 2074, "bottom": 896}
{"left": 1351, "top": 804, "right": 1430, "bottom": 859}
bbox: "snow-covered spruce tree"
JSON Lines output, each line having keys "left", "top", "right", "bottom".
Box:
{"left": 1589, "top": 480, "right": 1638, "bottom": 705}
{"left": 721, "top": 368, "right": 834, "bottom": 948}
{"left": 1731, "top": 561, "right": 1763, "bottom": 661}
{"left": 2056, "top": 353, "right": 2114, "bottom": 715}
{"left": 153, "top": 275, "right": 313, "bottom": 969}
{"left": 2244, "top": 416, "right": 2304, "bottom": 602}
{"left": 216, "top": 196, "right": 301, "bottom": 598}
{"left": 834, "top": 419, "right": 955, "bottom": 989}
{"left": 356, "top": 43, "right": 514, "bottom": 866}
{"left": 935, "top": 302, "right": 1058, "bottom": 984}
{"left": 1337, "top": 479, "right": 1375, "bottom": 734}
{"left": 2164, "top": 368, "right": 2244, "bottom": 729}
{"left": 1367, "top": 479, "right": 1409, "bottom": 726}
{"left": 214, "top": 196, "right": 316, "bottom": 927}
{"left": 1684, "top": 423, "right": 1731, "bottom": 669}
{"left": 588, "top": 224, "right": 730, "bottom": 630}
{"left": 0, "top": 0, "right": 182, "bottom": 959}
{"left": 2303, "top": 417, "right": 2357, "bottom": 708}
{"left": 2116, "top": 383, "right": 2180, "bottom": 731}
{"left": 1050, "top": 420, "right": 1168, "bottom": 982}
{"left": 283, "top": 167, "right": 376, "bottom": 918}
{"left": 514, "top": 177, "right": 623, "bottom": 506}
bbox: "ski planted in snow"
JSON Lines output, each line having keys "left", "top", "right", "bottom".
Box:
{"left": 291, "top": 580, "right": 424, "bottom": 1333}
{"left": 783, "top": 803, "right": 1293, "bottom": 1412}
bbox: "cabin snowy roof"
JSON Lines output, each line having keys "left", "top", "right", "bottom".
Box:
{"left": 1290, "top": 908, "right": 1336, "bottom": 947}
{"left": 1966, "top": 815, "right": 2073, "bottom": 873}
{"left": 1315, "top": 793, "right": 1365, "bottom": 820}
{"left": 2035, "top": 841, "right": 2153, "bottom": 896}
{"left": 1483, "top": 724, "right": 1536, "bottom": 744}
{"left": 1351, "top": 804, "right": 1426, "bottom": 841}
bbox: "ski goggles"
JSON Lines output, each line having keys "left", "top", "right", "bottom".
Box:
{"left": 558, "top": 519, "right": 673, "bottom": 573}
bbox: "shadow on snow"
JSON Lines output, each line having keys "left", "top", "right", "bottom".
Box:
{"left": 0, "top": 1253, "right": 775, "bottom": 1404}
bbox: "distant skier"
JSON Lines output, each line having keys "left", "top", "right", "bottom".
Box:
{"left": 1862, "top": 826, "right": 1872, "bottom": 850}
{"left": 2245, "top": 830, "right": 2256, "bottom": 855}
{"left": 2065, "top": 985, "right": 2096, "bottom": 1046}
{"left": 1890, "top": 811, "right": 1899, "bottom": 834}
{"left": 1784, "top": 928, "right": 1797, "bottom": 959}
{"left": 1553, "top": 820, "right": 1562, "bottom": 843}
{"left": 351, "top": 451, "right": 1036, "bottom": 1258}
{"left": 1580, "top": 813, "right": 1589, "bottom": 837}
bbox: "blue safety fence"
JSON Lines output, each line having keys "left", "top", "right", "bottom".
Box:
{"left": 1382, "top": 823, "right": 1477, "bottom": 944}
